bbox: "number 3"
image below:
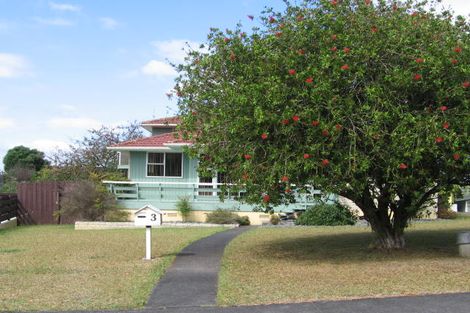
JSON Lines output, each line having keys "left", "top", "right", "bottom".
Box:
{"left": 150, "top": 214, "right": 157, "bottom": 221}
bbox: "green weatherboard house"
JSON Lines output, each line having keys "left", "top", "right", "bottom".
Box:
{"left": 105, "top": 117, "right": 334, "bottom": 225}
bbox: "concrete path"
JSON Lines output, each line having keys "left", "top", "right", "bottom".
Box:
{"left": 146, "top": 226, "right": 249, "bottom": 308}
{"left": 34, "top": 292, "right": 470, "bottom": 313}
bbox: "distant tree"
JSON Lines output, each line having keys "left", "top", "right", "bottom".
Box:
{"left": 49, "top": 121, "right": 143, "bottom": 174}
{"left": 176, "top": 0, "right": 469, "bottom": 249}
{"left": 3, "top": 146, "right": 49, "bottom": 172}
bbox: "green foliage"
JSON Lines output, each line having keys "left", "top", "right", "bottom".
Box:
{"left": 176, "top": 0, "right": 470, "bottom": 247}
{"left": 176, "top": 197, "right": 193, "bottom": 222}
{"left": 206, "top": 209, "right": 242, "bottom": 224}
{"left": 438, "top": 209, "right": 458, "bottom": 220}
{"left": 59, "top": 180, "right": 117, "bottom": 221}
{"left": 3, "top": 146, "right": 49, "bottom": 173}
{"left": 270, "top": 214, "right": 281, "bottom": 225}
{"left": 296, "top": 203, "right": 357, "bottom": 226}
{"left": 104, "top": 209, "right": 130, "bottom": 222}
{"left": 236, "top": 215, "right": 251, "bottom": 226}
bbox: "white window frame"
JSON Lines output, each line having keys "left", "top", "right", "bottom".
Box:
{"left": 146, "top": 152, "right": 184, "bottom": 178}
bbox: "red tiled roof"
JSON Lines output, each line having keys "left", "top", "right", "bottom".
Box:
{"left": 141, "top": 116, "right": 181, "bottom": 125}
{"left": 110, "top": 132, "right": 192, "bottom": 148}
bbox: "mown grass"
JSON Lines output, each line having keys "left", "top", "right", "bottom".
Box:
{"left": 218, "top": 219, "right": 470, "bottom": 306}
{"left": 0, "top": 225, "right": 224, "bottom": 311}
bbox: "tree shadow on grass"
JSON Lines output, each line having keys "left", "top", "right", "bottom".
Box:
{"left": 251, "top": 226, "right": 469, "bottom": 264}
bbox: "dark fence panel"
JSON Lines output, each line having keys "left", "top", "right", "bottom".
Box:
{"left": 17, "top": 182, "right": 61, "bottom": 224}
{"left": 0, "top": 193, "right": 17, "bottom": 222}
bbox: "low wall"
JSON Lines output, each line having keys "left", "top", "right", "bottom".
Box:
{"left": 75, "top": 221, "right": 238, "bottom": 230}
{"left": 0, "top": 217, "right": 17, "bottom": 230}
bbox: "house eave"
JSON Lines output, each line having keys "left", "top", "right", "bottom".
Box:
{"left": 107, "top": 146, "right": 174, "bottom": 151}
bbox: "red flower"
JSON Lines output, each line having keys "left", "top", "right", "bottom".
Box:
{"left": 343, "top": 47, "right": 351, "bottom": 54}
{"left": 303, "top": 153, "right": 310, "bottom": 159}
{"left": 440, "top": 105, "right": 448, "bottom": 112}
{"left": 413, "top": 74, "right": 422, "bottom": 81}
{"left": 263, "top": 194, "right": 270, "bottom": 203}
{"left": 191, "top": 111, "right": 197, "bottom": 116}
{"left": 463, "top": 81, "right": 470, "bottom": 88}
{"left": 453, "top": 153, "right": 461, "bottom": 161}
{"left": 269, "top": 16, "right": 276, "bottom": 23}
{"left": 244, "top": 154, "right": 252, "bottom": 160}
{"left": 331, "top": 34, "right": 337, "bottom": 41}
{"left": 224, "top": 37, "right": 230, "bottom": 43}
{"left": 311, "top": 120, "right": 320, "bottom": 127}
{"left": 330, "top": 46, "right": 337, "bottom": 52}
{"left": 371, "top": 26, "right": 378, "bottom": 33}
{"left": 411, "top": 12, "right": 418, "bottom": 17}
{"left": 305, "top": 77, "right": 313, "bottom": 84}
{"left": 229, "top": 52, "right": 236, "bottom": 62}
{"left": 296, "top": 15, "right": 304, "bottom": 22}
{"left": 275, "top": 32, "right": 283, "bottom": 38}
{"left": 399, "top": 163, "right": 408, "bottom": 170}
{"left": 393, "top": 3, "right": 398, "bottom": 11}
{"left": 242, "top": 173, "right": 249, "bottom": 180}
{"left": 443, "top": 122, "right": 449, "bottom": 129}
{"left": 281, "top": 175, "right": 289, "bottom": 182}
{"left": 341, "top": 64, "right": 350, "bottom": 70}
{"left": 451, "top": 59, "right": 459, "bottom": 65}
{"left": 247, "top": 15, "right": 254, "bottom": 20}
{"left": 415, "top": 58, "right": 424, "bottom": 63}
{"left": 364, "top": 0, "right": 372, "bottom": 5}
{"left": 282, "top": 119, "right": 289, "bottom": 125}
{"left": 322, "top": 129, "right": 329, "bottom": 137}
{"left": 288, "top": 69, "right": 296, "bottom": 75}
{"left": 285, "top": 188, "right": 292, "bottom": 193}
{"left": 435, "top": 136, "right": 444, "bottom": 143}
{"left": 454, "top": 47, "right": 462, "bottom": 53}
{"left": 261, "top": 133, "right": 268, "bottom": 140}
{"left": 292, "top": 115, "right": 300, "bottom": 122}
{"left": 297, "top": 49, "right": 305, "bottom": 55}
{"left": 321, "top": 159, "right": 330, "bottom": 167}
{"left": 330, "top": 0, "right": 338, "bottom": 6}
{"left": 335, "top": 124, "right": 342, "bottom": 130}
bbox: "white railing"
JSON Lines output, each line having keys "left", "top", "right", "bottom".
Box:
{"left": 102, "top": 180, "right": 322, "bottom": 207}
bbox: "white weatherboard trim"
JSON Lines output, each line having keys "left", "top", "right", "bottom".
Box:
{"left": 103, "top": 180, "right": 239, "bottom": 186}
{"left": 141, "top": 123, "right": 178, "bottom": 127}
{"left": 145, "top": 152, "right": 184, "bottom": 179}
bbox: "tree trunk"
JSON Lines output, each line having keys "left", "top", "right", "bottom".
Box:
{"left": 372, "top": 225, "right": 406, "bottom": 249}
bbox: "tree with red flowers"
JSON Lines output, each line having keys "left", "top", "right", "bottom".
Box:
{"left": 175, "top": 0, "right": 469, "bottom": 249}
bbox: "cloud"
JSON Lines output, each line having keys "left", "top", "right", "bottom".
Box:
{"left": 34, "top": 17, "right": 74, "bottom": 26}
{"left": 99, "top": 17, "right": 118, "bottom": 30}
{"left": 439, "top": 0, "right": 470, "bottom": 16}
{"left": 31, "top": 139, "right": 69, "bottom": 152}
{"left": 47, "top": 117, "right": 101, "bottom": 129}
{"left": 0, "top": 53, "right": 30, "bottom": 78}
{"left": 141, "top": 60, "right": 176, "bottom": 77}
{"left": 49, "top": 2, "right": 81, "bottom": 12}
{"left": 0, "top": 117, "right": 15, "bottom": 129}
{"left": 151, "top": 39, "right": 203, "bottom": 63}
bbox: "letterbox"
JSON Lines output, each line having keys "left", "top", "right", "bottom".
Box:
{"left": 134, "top": 205, "right": 163, "bottom": 227}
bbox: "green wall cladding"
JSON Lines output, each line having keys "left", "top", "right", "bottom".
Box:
{"left": 129, "top": 151, "right": 198, "bottom": 182}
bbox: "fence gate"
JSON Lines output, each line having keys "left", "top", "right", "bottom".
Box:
{"left": 0, "top": 194, "right": 17, "bottom": 223}
{"left": 17, "top": 182, "right": 62, "bottom": 224}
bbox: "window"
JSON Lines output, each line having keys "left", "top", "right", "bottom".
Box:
{"left": 147, "top": 152, "right": 182, "bottom": 177}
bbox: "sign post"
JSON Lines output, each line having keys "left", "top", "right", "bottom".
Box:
{"left": 134, "top": 205, "right": 163, "bottom": 261}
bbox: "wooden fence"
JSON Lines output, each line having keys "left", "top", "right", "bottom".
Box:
{"left": 0, "top": 193, "right": 17, "bottom": 223}
{"left": 16, "top": 182, "right": 75, "bottom": 224}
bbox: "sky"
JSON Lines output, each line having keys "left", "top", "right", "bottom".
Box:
{"left": 0, "top": 0, "right": 468, "bottom": 170}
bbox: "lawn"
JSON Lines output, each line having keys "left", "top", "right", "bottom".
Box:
{"left": 0, "top": 225, "right": 224, "bottom": 311}
{"left": 218, "top": 219, "right": 470, "bottom": 306}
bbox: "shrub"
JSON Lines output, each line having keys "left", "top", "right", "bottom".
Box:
{"left": 438, "top": 209, "right": 458, "bottom": 220}
{"left": 104, "top": 210, "right": 129, "bottom": 222}
{"left": 176, "top": 196, "right": 192, "bottom": 222}
{"left": 60, "top": 180, "right": 117, "bottom": 221}
{"left": 236, "top": 215, "right": 250, "bottom": 226}
{"left": 206, "top": 209, "right": 239, "bottom": 224}
{"left": 295, "top": 203, "right": 357, "bottom": 226}
{"left": 270, "top": 214, "right": 280, "bottom": 225}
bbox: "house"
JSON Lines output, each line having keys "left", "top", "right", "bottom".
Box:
{"left": 104, "top": 116, "right": 331, "bottom": 225}
{"left": 453, "top": 186, "right": 470, "bottom": 213}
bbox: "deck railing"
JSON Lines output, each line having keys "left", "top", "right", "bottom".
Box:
{"left": 102, "top": 180, "right": 323, "bottom": 209}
